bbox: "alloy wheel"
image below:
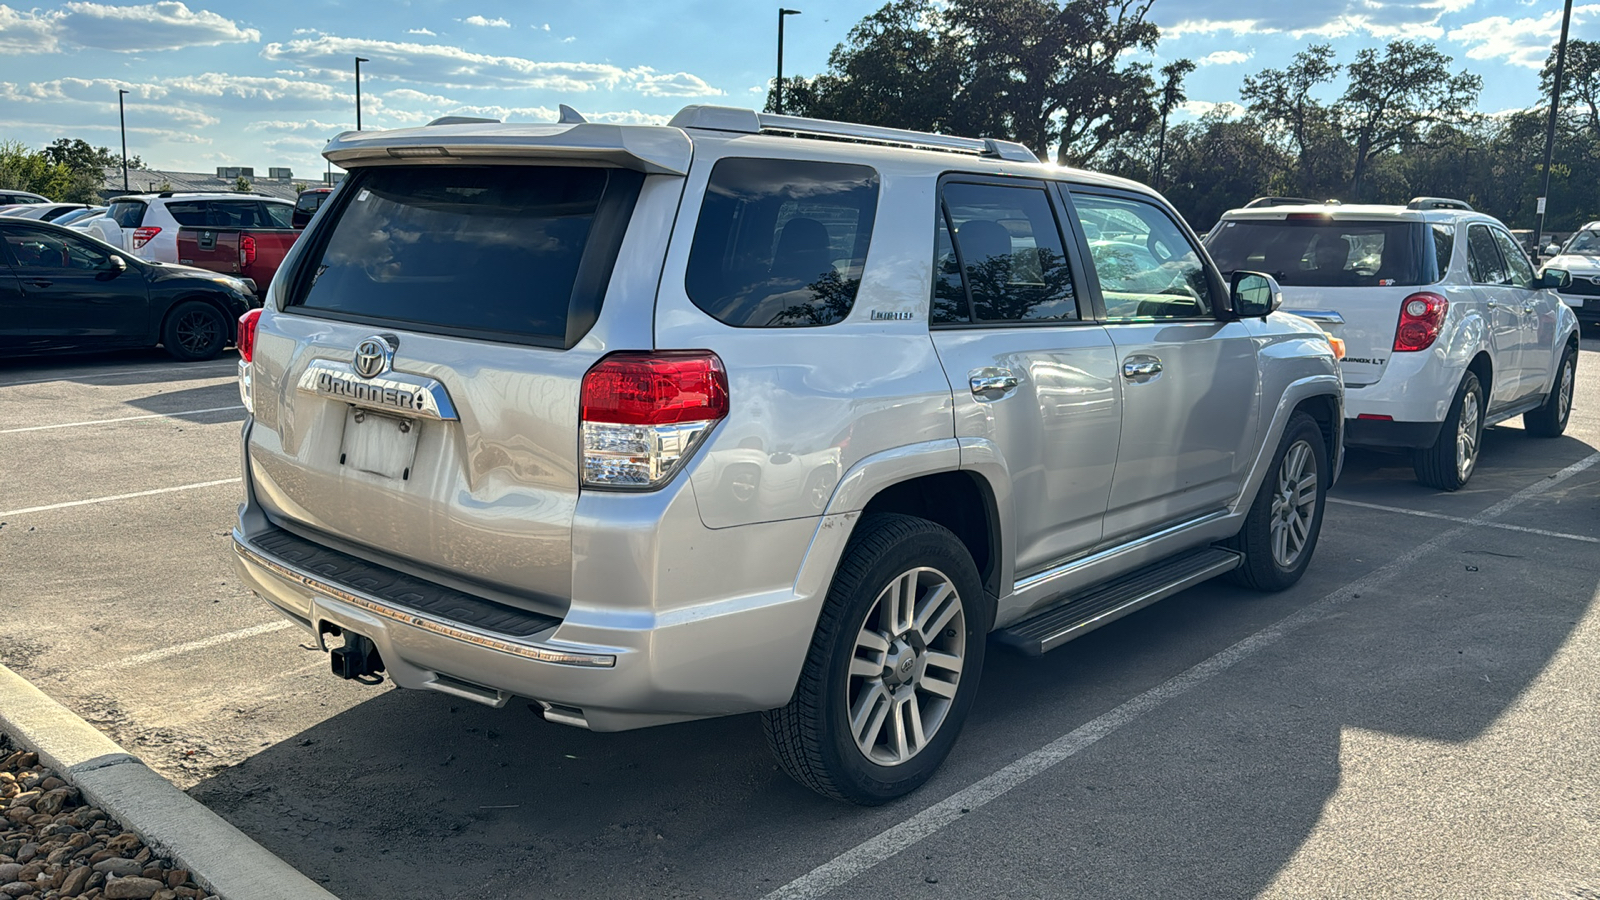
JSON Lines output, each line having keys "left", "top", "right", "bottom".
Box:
{"left": 1457, "top": 389, "right": 1482, "bottom": 482}
{"left": 1270, "top": 439, "right": 1318, "bottom": 568}
{"left": 176, "top": 310, "right": 219, "bottom": 355}
{"left": 1559, "top": 357, "right": 1574, "bottom": 421}
{"left": 846, "top": 567, "right": 965, "bottom": 767}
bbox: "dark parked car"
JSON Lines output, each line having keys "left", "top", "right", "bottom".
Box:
{"left": 0, "top": 218, "right": 257, "bottom": 361}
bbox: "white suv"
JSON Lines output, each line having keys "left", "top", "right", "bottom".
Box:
{"left": 1540, "top": 222, "right": 1600, "bottom": 333}
{"left": 1207, "top": 198, "right": 1580, "bottom": 490}
{"left": 89, "top": 193, "right": 293, "bottom": 261}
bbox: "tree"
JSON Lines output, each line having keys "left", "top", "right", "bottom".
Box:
{"left": 1339, "top": 40, "right": 1481, "bottom": 199}
{"left": 43, "top": 138, "right": 140, "bottom": 174}
{"left": 0, "top": 141, "right": 103, "bottom": 203}
{"left": 1240, "top": 44, "right": 1348, "bottom": 199}
{"left": 1541, "top": 38, "right": 1600, "bottom": 135}
{"left": 779, "top": 0, "right": 1162, "bottom": 165}
{"left": 234, "top": 175, "right": 252, "bottom": 192}
{"left": 1154, "top": 59, "right": 1196, "bottom": 189}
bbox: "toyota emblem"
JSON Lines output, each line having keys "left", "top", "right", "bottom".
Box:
{"left": 353, "top": 336, "right": 393, "bottom": 379}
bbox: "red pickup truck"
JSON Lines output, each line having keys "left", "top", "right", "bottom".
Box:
{"left": 177, "top": 224, "right": 298, "bottom": 295}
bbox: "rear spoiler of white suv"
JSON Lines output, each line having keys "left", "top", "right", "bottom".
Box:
{"left": 322, "top": 121, "right": 693, "bottom": 176}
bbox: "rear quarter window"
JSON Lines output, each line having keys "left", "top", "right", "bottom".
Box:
{"left": 288, "top": 165, "right": 644, "bottom": 348}
{"left": 685, "top": 158, "right": 879, "bottom": 327}
{"left": 108, "top": 200, "right": 146, "bottom": 229}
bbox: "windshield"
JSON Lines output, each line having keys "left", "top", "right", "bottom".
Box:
{"left": 1562, "top": 230, "right": 1600, "bottom": 255}
{"left": 1205, "top": 219, "right": 1434, "bottom": 287}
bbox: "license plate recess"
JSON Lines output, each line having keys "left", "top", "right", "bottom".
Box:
{"left": 339, "top": 407, "right": 419, "bottom": 480}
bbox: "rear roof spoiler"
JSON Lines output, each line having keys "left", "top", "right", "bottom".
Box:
{"left": 322, "top": 122, "right": 693, "bottom": 176}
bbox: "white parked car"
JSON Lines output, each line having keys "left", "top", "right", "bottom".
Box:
{"left": 1539, "top": 222, "right": 1600, "bottom": 333}
{"left": 86, "top": 192, "right": 293, "bottom": 261}
{"left": 1207, "top": 197, "right": 1580, "bottom": 490}
{"left": 1, "top": 202, "right": 90, "bottom": 221}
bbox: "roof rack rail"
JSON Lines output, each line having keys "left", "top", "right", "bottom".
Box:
{"left": 1243, "top": 196, "right": 1328, "bottom": 208}
{"left": 668, "top": 105, "right": 1039, "bottom": 163}
{"left": 1406, "top": 196, "right": 1473, "bottom": 211}
{"left": 427, "top": 115, "right": 501, "bottom": 126}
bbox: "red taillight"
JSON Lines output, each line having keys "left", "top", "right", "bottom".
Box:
{"left": 1393, "top": 292, "right": 1448, "bottom": 352}
{"left": 237, "top": 308, "right": 262, "bottom": 363}
{"left": 581, "top": 352, "right": 729, "bottom": 426}
{"left": 132, "top": 226, "right": 161, "bottom": 248}
{"left": 239, "top": 233, "right": 257, "bottom": 268}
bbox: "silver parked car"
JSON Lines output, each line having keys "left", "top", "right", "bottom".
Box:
{"left": 231, "top": 106, "right": 1344, "bottom": 803}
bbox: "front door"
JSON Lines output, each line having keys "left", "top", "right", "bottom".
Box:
{"left": 0, "top": 261, "right": 26, "bottom": 351}
{"left": 1, "top": 225, "right": 148, "bottom": 351}
{"left": 1491, "top": 225, "right": 1558, "bottom": 400}
{"left": 1067, "top": 189, "right": 1262, "bottom": 545}
{"left": 928, "top": 177, "right": 1121, "bottom": 578}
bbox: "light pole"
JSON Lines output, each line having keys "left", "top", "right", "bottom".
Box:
{"left": 776, "top": 8, "right": 801, "bottom": 115}
{"left": 355, "top": 56, "right": 370, "bottom": 130}
{"left": 117, "top": 88, "right": 129, "bottom": 192}
{"left": 1534, "top": 0, "right": 1574, "bottom": 259}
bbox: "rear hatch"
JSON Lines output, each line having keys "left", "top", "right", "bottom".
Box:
{"left": 246, "top": 141, "right": 682, "bottom": 611}
{"left": 1207, "top": 214, "right": 1441, "bottom": 386}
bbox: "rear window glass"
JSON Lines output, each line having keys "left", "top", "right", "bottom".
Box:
{"left": 290, "top": 166, "right": 642, "bottom": 347}
{"left": 167, "top": 200, "right": 288, "bottom": 228}
{"left": 686, "top": 158, "right": 879, "bottom": 327}
{"left": 108, "top": 200, "right": 146, "bottom": 229}
{"left": 1206, "top": 219, "right": 1432, "bottom": 287}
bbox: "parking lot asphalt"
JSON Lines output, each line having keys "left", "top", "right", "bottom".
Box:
{"left": 2, "top": 340, "right": 1598, "bottom": 899}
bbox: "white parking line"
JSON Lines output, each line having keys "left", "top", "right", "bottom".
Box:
{"left": 91, "top": 621, "right": 294, "bottom": 671}
{"left": 0, "top": 405, "right": 244, "bottom": 434}
{"left": 0, "top": 478, "right": 241, "bottom": 517}
{"left": 763, "top": 451, "right": 1600, "bottom": 900}
{"left": 0, "top": 361, "right": 236, "bottom": 389}
{"left": 1328, "top": 496, "right": 1600, "bottom": 544}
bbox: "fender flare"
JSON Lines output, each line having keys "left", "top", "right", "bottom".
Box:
{"left": 1232, "top": 373, "right": 1344, "bottom": 515}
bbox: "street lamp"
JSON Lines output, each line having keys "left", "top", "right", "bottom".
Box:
{"left": 776, "top": 8, "right": 801, "bottom": 115}
{"left": 1534, "top": 0, "right": 1575, "bottom": 258}
{"left": 117, "top": 88, "right": 129, "bottom": 192}
{"left": 355, "top": 56, "right": 370, "bottom": 130}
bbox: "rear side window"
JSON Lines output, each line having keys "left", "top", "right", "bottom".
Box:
{"left": 290, "top": 165, "right": 644, "bottom": 348}
{"left": 1467, "top": 224, "right": 1507, "bottom": 285}
{"left": 1432, "top": 224, "right": 1455, "bottom": 276}
{"left": 108, "top": 200, "right": 146, "bottom": 229}
{"left": 686, "top": 158, "right": 879, "bottom": 327}
{"left": 932, "top": 181, "right": 1078, "bottom": 325}
{"left": 1207, "top": 219, "right": 1431, "bottom": 287}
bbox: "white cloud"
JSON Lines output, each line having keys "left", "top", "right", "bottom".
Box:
{"left": 1163, "top": 19, "right": 1265, "bottom": 37}
{"left": 261, "top": 35, "right": 630, "bottom": 91}
{"left": 561, "top": 36, "right": 575, "bottom": 43}
{"left": 406, "top": 27, "right": 435, "bottom": 36}
{"left": 0, "top": 0, "right": 256, "bottom": 53}
{"left": 1179, "top": 100, "right": 1246, "bottom": 119}
{"left": 539, "top": 23, "right": 550, "bottom": 31}
{"left": 630, "top": 67, "right": 724, "bottom": 98}
{"left": 1449, "top": 5, "right": 1600, "bottom": 69}
{"left": 462, "top": 15, "right": 509, "bottom": 28}
{"left": 1198, "top": 50, "right": 1253, "bottom": 66}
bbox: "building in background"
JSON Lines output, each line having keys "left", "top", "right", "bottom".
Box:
{"left": 98, "top": 165, "right": 343, "bottom": 201}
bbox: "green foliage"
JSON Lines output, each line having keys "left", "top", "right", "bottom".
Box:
{"left": 292, "top": 182, "right": 308, "bottom": 193}
{"left": 234, "top": 175, "right": 252, "bottom": 193}
{"left": 1339, "top": 40, "right": 1482, "bottom": 198}
{"left": 43, "top": 138, "right": 140, "bottom": 174}
{"left": 0, "top": 140, "right": 103, "bottom": 203}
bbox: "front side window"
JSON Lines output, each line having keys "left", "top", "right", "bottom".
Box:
{"left": 1467, "top": 224, "right": 1508, "bottom": 285}
{"left": 3, "top": 229, "right": 112, "bottom": 270}
{"left": 685, "top": 158, "right": 879, "bottom": 327}
{"left": 1073, "top": 193, "right": 1213, "bottom": 319}
{"left": 291, "top": 164, "right": 643, "bottom": 346}
{"left": 931, "top": 181, "right": 1078, "bottom": 326}
{"left": 1491, "top": 228, "right": 1536, "bottom": 289}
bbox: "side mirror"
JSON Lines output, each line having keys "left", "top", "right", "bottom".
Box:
{"left": 1540, "top": 268, "right": 1571, "bottom": 290}
{"left": 96, "top": 254, "right": 128, "bottom": 281}
{"left": 1544, "top": 243, "right": 1561, "bottom": 258}
{"left": 1230, "top": 270, "right": 1283, "bottom": 318}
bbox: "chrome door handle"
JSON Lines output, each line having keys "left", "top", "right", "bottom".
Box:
{"left": 969, "top": 368, "right": 1020, "bottom": 401}
{"left": 1122, "top": 356, "right": 1163, "bottom": 382}
{"left": 1485, "top": 300, "right": 1498, "bottom": 309}
{"left": 1523, "top": 305, "right": 1536, "bottom": 314}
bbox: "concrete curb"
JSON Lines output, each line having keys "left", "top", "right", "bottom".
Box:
{"left": 0, "top": 662, "right": 339, "bottom": 900}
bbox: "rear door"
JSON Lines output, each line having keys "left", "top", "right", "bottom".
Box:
{"left": 0, "top": 224, "right": 148, "bottom": 349}
{"left": 0, "top": 252, "right": 27, "bottom": 351}
{"left": 927, "top": 177, "right": 1119, "bottom": 575}
{"left": 1465, "top": 223, "right": 1524, "bottom": 408}
{"left": 1070, "top": 189, "right": 1260, "bottom": 544}
{"left": 248, "top": 163, "right": 660, "bottom": 606}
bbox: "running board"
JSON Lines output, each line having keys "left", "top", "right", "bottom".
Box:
{"left": 995, "top": 547, "right": 1241, "bottom": 656}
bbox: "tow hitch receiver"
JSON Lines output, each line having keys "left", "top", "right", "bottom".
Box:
{"left": 330, "top": 631, "right": 385, "bottom": 683}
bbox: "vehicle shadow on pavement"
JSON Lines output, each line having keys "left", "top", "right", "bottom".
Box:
{"left": 120, "top": 381, "right": 248, "bottom": 422}
{"left": 0, "top": 349, "right": 237, "bottom": 387}
{"left": 188, "top": 443, "right": 1600, "bottom": 900}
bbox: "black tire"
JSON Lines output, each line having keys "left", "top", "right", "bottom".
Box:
{"left": 1523, "top": 344, "right": 1577, "bottom": 437}
{"left": 161, "top": 300, "right": 229, "bottom": 361}
{"left": 1223, "top": 411, "right": 1329, "bottom": 591}
{"left": 763, "top": 514, "right": 989, "bottom": 805}
{"left": 1412, "top": 372, "right": 1484, "bottom": 491}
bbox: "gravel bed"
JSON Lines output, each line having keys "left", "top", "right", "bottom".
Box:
{"left": 0, "top": 736, "right": 216, "bottom": 900}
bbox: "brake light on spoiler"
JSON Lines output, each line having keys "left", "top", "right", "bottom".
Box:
{"left": 580, "top": 351, "right": 728, "bottom": 489}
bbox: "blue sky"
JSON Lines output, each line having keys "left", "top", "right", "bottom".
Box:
{"left": 0, "top": 0, "right": 1592, "bottom": 181}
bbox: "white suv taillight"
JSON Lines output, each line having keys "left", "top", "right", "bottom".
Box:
{"left": 580, "top": 352, "right": 729, "bottom": 490}
{"left": 132, "top": 226, "right": 161, "bottom": 249}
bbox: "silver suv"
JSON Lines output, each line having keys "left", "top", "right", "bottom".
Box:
{"left": 231, "top": 106, "right": 1344, "bottom": 803}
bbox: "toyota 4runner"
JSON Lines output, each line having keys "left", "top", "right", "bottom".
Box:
{"left": 232, "top": 106, "right": 1344, "bottom": 804}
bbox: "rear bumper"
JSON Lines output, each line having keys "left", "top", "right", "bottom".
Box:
{"left": 233, "top": 418, "right": 842, "bottom": 731}
{"left": 1344, "top": 417, "right": 1444, "bottom": 449}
